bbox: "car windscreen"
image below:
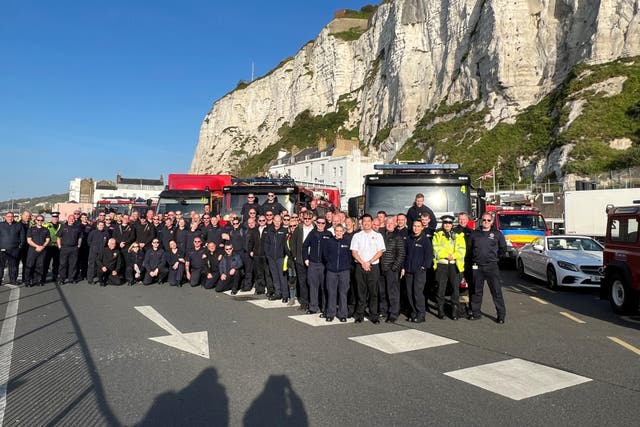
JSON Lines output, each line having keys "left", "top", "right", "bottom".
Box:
{"left": 498, "top": 214, "right": 547, "bottom": 231}
{"left": 548, "top": 237, "right": 603, "bottom": 251}
{"left": 365, "top": 184, "right": 471, "bottom": 216}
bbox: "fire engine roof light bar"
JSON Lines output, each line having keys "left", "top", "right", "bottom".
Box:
{"left": 374, "top": 163, "right": 460, "bottom": 171}
{"left": 231, "top": 177, "right": 296, "bottom": 185}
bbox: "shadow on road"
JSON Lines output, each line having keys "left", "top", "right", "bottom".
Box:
{"left": 135, "top": 367, "right": 229, "bottom": 426}
{"left": 243, "top": 375, "right": 308, "bottom": 427}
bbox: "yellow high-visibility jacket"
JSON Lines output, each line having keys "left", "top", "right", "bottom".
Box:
{"left": 432, "top": 229, "right": 466, "bottom": 272}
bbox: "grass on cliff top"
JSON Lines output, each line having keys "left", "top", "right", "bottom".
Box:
{"left": 396, "top": 57, "right": 640, "bottom": 182}
{"left": 341, "top": 5, "right": 378, "bottom": 20}
{"left": 236, "top": 97, "right": 359, "bottom": 176}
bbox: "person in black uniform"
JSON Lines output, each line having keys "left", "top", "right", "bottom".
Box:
{"left": 186, "top": 237, "right": 206, "bottom": 287}
{"left": 125, "top": 242, "right": 145, "bottom": 285}
{"left": 453, "top": 212, "right": 474, "bottom": 316}
{"left": 379, "top": 216, "right": 406, "bottom": 323}
{"left": 469, "top": 213, "right": 508, "bottom": 323}
{"left": 96, "top": 238, "right": 123, "bottom": 286}
{"left": 203, "top": 241, "right": 221, "bottom": 290}
{"left": 0, "top": 212, "right": 25, "bottom": 285}
{"left": 157, "top": 217, "right": 176, "bottom": 251}
{"left": 260, "top": 192, "right": 285, "bottom": 216}
{"left": 77, "top": 213, "right": 92, "bottom": 281}
{"left": 87, "top": 221, "right": 109, "bottom": 284}
{"left": 241, "top": 193, "right": 260, "bottom": 219}
{"left": 265, "top": 215, "right": 288, "bottom": 301}
{"left": 112, "top": 215, "right": 136, "bottom": 255}
{"left": 57, "top": 214, "right": 83, "bottom": 284}
{"left": 249, "top": 215, "right": 270, "bottom": 295}
{"left": 406, "top": 193, "right": 437, "bottom": 227}
{"left": 240, "top": 217, "right": 256, "bottom": 291}
{"left": 401, "top": 220, "right": 433, "bottom": 323}
{"left": 215, "top": 243, "right": 244, "bottom": 292}
{"left": 302, "top": 216, "right": 332, "bottom": 314}
{"left": 134, "top": 216, "right": 156, "bottom": 253}
{"left": 289, "top": 211, "right": 314, "bottom": 311}
{"left": 142, "top": 239, "right": 167, "bottom": 285}
{"left": 25, "top": 215, "right": 50, "bottom": 286}
{"left": 321, "top": 224, "right": 352, "bottom": 322}
{"left": 17, "top": 210, "right": 32, "bottom": 284}
{"left": 165, "top": 240, "right": 186, "bottom": 286}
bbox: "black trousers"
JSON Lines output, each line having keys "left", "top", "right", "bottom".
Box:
{"left": 381, "top": 269, "right": 401, "bottom": 319}
{"left": 167, "top": 264, "right": 185, "bottom": 286}
{"left": 267, "top": 256, "right": 286, "bottom": 297}
{"left": 78, "top": 245, "right": 89, "bottom": 280}
{"left": 97, "top": 270, "right": 122, "bottom": 286}
{"left": 354, "top": 263, "right": 379, "bottom": 320}
{"left": 143, "top": 267, "right": 168, "bottom": 285}
{"left": 471, "top": 264, "right": 505, "bottom": 318}
{"left": 295, "top": 261, "right": 309, "bottom": 305}
{"left": 43, "top": 246, "right": 60, "bottom": 282}
{"left": 253, "top": 256, "right": 269, "bottom": 294}
{"left": 214, "top": 273, "right": 241, "bottom": 292}
{"left": 25, "top": 248, "right": 46, "bottom": 284}
{"left": 326, "top": 270, "right": 350, "bottom": 318}
{"left": 435, "top": 263, "right": 460, "bottom": 313}
{"left": 19, "top": 245, "right": 29, "bottom": 282}
{"left": 0, "top": 248, "right": 20, "bottom": 283}
{"left": 240, "top": 252, "right": 253, "bottom": 291}
{"left": 307, "top": 262, "right": 325, "bottom": 312}
{"left": 59, "top": 246, "right": 79, "bottom": 282}
{"left": 188, "top": 267, "right": 204, "bottom": 287}
{"left": 87, "top": 249, "right": 100, "bottom": 282}
{"left": 405, "top": 270, "right": 427, "bottom": 319}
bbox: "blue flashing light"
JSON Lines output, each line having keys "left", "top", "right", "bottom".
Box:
{"left": 374, "top": 163, "right": 460, "bottom": 171}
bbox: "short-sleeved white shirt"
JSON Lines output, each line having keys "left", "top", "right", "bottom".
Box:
{"left": 350, "top": 229, "right": 385, "bottom": 264}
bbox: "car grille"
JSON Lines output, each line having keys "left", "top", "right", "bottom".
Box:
{"left": 580, "top": 265, "right": 602, "bottom": 276}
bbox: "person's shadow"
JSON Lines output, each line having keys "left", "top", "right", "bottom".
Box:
{"left": 243, "top": 375, "right": 308, "bottom": 427}
{"left": 135, "top": 367, "right": 228, "bottom": 427}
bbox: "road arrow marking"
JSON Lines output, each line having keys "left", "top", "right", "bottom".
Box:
{"left": 135, "top": 306, "right": 209, "bottom": 359}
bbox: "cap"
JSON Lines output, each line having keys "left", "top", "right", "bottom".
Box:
{"left": 441, "top": 215, "right": 455, "bottom": 224}
{"left": 51, "top": 212, "right": 60, "bottom": 218}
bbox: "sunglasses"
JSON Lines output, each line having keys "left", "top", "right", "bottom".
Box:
{"left": 36, "top": 219, "right": 44, "bottom": 222}
{"left": 317, "top": 221, "right": 326, "bottom": 225}
{"left": 482, "top": 219, "right": 492, "bottom": 222}
{"left": 258, "top": 219, "right": 266, "bottom": 222}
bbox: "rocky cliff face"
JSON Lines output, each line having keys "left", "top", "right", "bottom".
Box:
{"left": 190, "top": 0, "right": 640, "bottom": 180}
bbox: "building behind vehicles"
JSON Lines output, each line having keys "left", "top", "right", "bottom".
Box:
{"left": 491, "top": 206, "right": 549, "bottom": 263}
{"left": 157, "top": 174, "right": 234, "bottom": 214}
{"left": 348, "top": 163, "right": 482, "bottom": 225}
{"left": 220, "top": 177, "right": 318, "bottom": 219}
{"left": 602, "top": 201, "right": 640, "bottom": 314}
{"left": 565, "top": 188, "right": 639, "bottom": 239}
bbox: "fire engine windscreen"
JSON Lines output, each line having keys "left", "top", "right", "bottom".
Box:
{"left": 157, "top": 198, "right": 208, "bottom": 214}
{"left": 365, "top": 185, "right": 471, "bottom": 216}
{"left": 498, "top": 213, "right": 547, "bottom": 231}
{"left": 223, "top": 193, "right": 294, "bottom": 218}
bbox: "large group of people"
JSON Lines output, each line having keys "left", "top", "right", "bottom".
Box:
{"left": 0, "top": 191, "right": 508, "bottom": 324}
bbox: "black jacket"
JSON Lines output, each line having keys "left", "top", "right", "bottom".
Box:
{"left": 380, "top": 230, "right": 406, "bottom": 272}
{"left": 406, "top": 204, "right": 436, "bottom": 230}
{"left": 302, "top": 229, "right": 332, "bottom": 263}
{"left": 87, "top": 229, "right": 109, "bottom": 252}
{"left": 469, "top": 229, "right": 507, "bottom": 265}
{"left": 143, "top": 248, "right": 166, "bottom": 271}
{"left": 321, "top": 235, "right": 352, "bottom": 272}
{"left": 112, "top": 223, "right": 136, "bottom": 248}
{"left": 97, "top": 247, "right": 122, "bottom": 272}
{"left": 404, "top": 233, "right": 434, "bottom": 273}
{"left": 265, "top": 226, "right": 288, "bottom": 259}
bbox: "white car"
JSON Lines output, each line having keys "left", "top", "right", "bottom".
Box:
{"left": 516, "top": 235, "right": 604, "bottom": 289}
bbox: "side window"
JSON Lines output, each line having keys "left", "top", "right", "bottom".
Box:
{"left": 610, "top": 218, "right": 639, "bottom": 243}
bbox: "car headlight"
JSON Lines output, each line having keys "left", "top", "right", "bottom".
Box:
{"left": 557, "top": 260, "right": 579, "bottom": 272}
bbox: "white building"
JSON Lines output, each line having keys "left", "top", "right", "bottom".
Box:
{"left": 268, "top": 139, "right": 381, "bottom": 206}
{"left": 69, "top": 175, "right": 164, "bottom": 204}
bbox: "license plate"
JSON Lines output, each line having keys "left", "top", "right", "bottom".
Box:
{"left": 590, "top": 276, "right": 601, "bottom": 283}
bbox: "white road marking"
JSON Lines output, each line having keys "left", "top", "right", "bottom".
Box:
{"left": 247, "top": 299, "right": 300, "bottom": 309}
{"left": 135, "top": 306, "right": 209, "bottom": 359}
{"left": 529, "top": 296, "right": 549, "bottom": 305}
{"left": 223, "top": 290, "right": 256, "bottom": 297}
{"left": 608, "top": 336, "right": 640, "bottom": 356}
{"left": 445, "top": 358, "right": 592, "bottom": 400}
{"left": 516, "top": 284, "right": 538, "bottom": 293}
{"left": 349, "top": 329, "right": 457, "bottom": 354}
{"left": 288, "top": 314, "right": 358, "bottom": 327}
{"left": 0, "top": 285, "right": 20, "bottom": 427}
{"left": 559, "top": 312, "right": 586, "bottom": 324}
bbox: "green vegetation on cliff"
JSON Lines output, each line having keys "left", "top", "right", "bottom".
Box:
{"left": 397, "top": 57, "right": 640, "bottom": 183}
{"left": 236, "top": 96, "right": 359, "bottom": 176}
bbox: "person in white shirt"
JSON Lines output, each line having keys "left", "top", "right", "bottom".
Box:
{"left": 350, "top": 214, "right": 386, "bottom": 323}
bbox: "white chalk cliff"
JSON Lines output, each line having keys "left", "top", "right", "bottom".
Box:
{"left": 190, "top": 0, "right": 640, "bottom": 177}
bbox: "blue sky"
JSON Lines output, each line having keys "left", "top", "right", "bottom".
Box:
{"left": 0, "top": 0, "right": 370, "bottom": 201}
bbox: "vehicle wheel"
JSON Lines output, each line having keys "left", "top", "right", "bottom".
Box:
{"left": 546, "top": 266, "right": 558, "bottom": 290}
{"left": 516, "top": 259, "right": 526, "bottom": 278}
{"left": 609, "top": 273, "right": 639, "bottom": 314}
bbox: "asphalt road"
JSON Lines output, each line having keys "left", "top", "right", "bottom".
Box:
{"left": 1, "top": 269, "right": 638, "bottom": 426}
